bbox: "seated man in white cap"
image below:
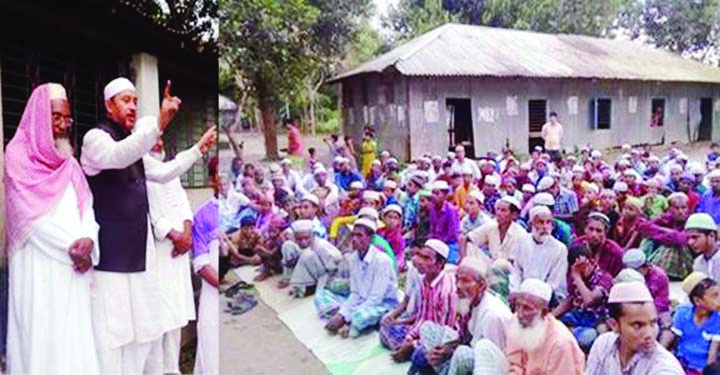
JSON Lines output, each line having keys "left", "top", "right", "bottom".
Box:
{"left": 451, "top": 144, "right": 480, "bottom": 179}
{"left": 506, "top": 279, "right": 585, "bottom": 375}
{"left": 524, "top": 192, "right": 573, "bottom": 246}
{"left": 296, "top": 193, "right": 328, "bottom": 240}
{"left": 698, "top": 169, "right": 720, "bottom": 224}
{"left": 5, "top": 83, "right": 100, "bottom": 374}
{"left": 622, "top": 248, "right": 672, "bottom": 343}
{"left": 279, "top": 158, "right": 302, "bottom": 194}
{"left": 388, "top": 240, "right": 457, "bottom": 363}
{"left": 510, "top": 206, "right": 568, "bottom": 299}
{"left": 465, "top": 196, "right": 527, "bottom": 262}
{"left": 81, "top": 78, "right": 215, "bottom": 373}
{"left": 378, "top": 204, "right": 406, "bottom": 272}
{"left": 586, "top": 281, "right": 683, "bottom": 375}
{"left": 481, "top": 174, "right": 502, "bottom": 215}
{"left": 408, "top": 257, "right": 511, "bottom": 375}
{"left": 429, "top": 180, "right": 462, "bottom": 264}
{"left": 319, "top": 218, "right": 399, "bottom": 338}
{"left": 335, "top": 157, "right": 363, "bottom": 192}
{"left": 382, "top": 179, "right": 401, "bottom": 206}
{"left": 686, "top": 213, "right": 720, "bottom": 281}
{"left": 458, "top": 191, "right": 490, "bottom": 240}
{"left": 545, "top": 175, "right": 580, "bottom": 224}
{"left": 278, "top": 219, "right": 342, "bottom": 296}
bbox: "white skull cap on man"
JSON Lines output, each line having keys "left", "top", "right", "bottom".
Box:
{"left": 103, "top": 77, "right": 136, "bottom": 101}
{"left": 47, "top": 83, "right": 67, "bottom": 100}
{"left": 518, "top": 278, "right": 552, "bottom": 304}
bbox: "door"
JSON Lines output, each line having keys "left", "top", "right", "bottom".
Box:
{"left": 700, "top": 98, "right": 713, "bottom": 141}
{"left": 528, "top": 99, "right": 547, "bottom": 153}
{"left": 446, "top": 98, "right": 475, "bottom": 158}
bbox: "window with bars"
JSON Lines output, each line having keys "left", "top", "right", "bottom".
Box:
{"left": 590, "top": 98, "right": 612, "bottom": 129}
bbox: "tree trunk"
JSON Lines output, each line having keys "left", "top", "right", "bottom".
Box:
{"left": 310, "top": 92, "right": 316, "bottom": 136}
{"left": 260, "top": 98, "right": 278, "bottom": 160}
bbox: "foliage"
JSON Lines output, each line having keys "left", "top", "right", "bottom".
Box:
{"left": 615, "top": 0, "right": 720, "bottom": 60}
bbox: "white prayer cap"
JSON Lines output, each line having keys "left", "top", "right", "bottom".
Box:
{"left": 669, "top": 163, "right": 683, "bottom": 173}
{"left": 622, "top": 249, "right": 647, "bottom": 269}
{"left": 461, "top": 165, "right": 474, "bottom": 176}
{"left": 384, "top": 180, "right": 398, "bottom": 190}
{"left": 381, "top": 150, "right": 391, "bottom": 158}
{"left": 301, "top": 194, "right": 320, "bottom": 206}
{"left": 622, "top": 143, "right": 631, "bottom": 151}
{"left": 618, "top": 159, "right": 632, "bottom": 167}
{"left": 382, "top": 204, "right": 403, "bottom": 217}
{"left": 280, "top": 158, "right": 291, "bottom": 165}
{"left": 458, "top": 256, "right": 489, "bottom": 279}
{"left": 313, "top": 165, "right": 328, "bottom": 176}
{"left": 591, "top": 150, "right": 602, "bottom": 158}
{"left": 268, "top": 163, "right": 281, "bottom": 174}
{"left": 388, "top": 158, "right": 399, "bottom": 165}
{"left": 572, "top": 165, "right": 585, "bottom": 174}
{"left": 362, "top": 190, "right": 381, "bottom": 202}
{"left": 678, "top": 153, "right": 689, "bottom": 161}
{"left": 520, "top": 162, "right": 532, "bottom": 170}
{"left": 468, "top": 190, "right": 485, "bottom": 204}
{"left": 534, "top": 145, "right": 543, "bottom": 152}
{"left": 432, "top": 155, "right": 442, "bottom": 161}
{"left": 529, "top": 205, "right": 552, "bottom": 221}
{"left": 708, "top": 169, "right": 720, "bottom": 180}
{"left": 614, "top": 269, "right": 645, "bottom": 284}
{"left": 608, "top": 281, "right": 653, "bottom": 303}
{"left": 648, "top": 155, "right": 660, "bottom": 162}
{"left": 518, "top": 279, "right": 552, "bottom": 304}
{"left": 291, "top": 219, "right": 313, "bottom": 233}
{"left": 533, "top": 192, "right": 555, "bottom": 207}
{"left": 371, "top": 159, "right": 381, "bottom": 166}
{"left": 47, "top": 83, "right": 67, "bottom": 100}
{"left": 431, "top": 180, "right": 450, "bottom": 191}
{"left": 358, "top": 207, "right": 380, "bottom": 220}
{"left": 586, "top": 183, "right": 600, "bottom": 194}
{"left": 537, "top": 176, "right": 555, "bottom": 192}
{"left": 521, "top": 184, "right": 536, "bottom": 193}
{"left": 689, "top": 162, "right": 706, "bottom": 175}
{"left": 499, "top": 196, "right": 521, "bottom": 210}
{"left": 424, "top": 239, "right": 449, "bottom": 260}
{"left": 333, "top": 156, "right": 344, "bottom": 164}
{"left": 104, "top": 77, "right": 136, "bottom": 101}
{"left": 668, "top": 192, "right": 689, "bottom": 204}
{"left": 613, "top": 181, "right": 628, "bottom": 193}
{"left": 484, "top": 175, "right": 500, "bottom": 187}
{"left": 447, "top": 152, "right": 456, "bottom": 159}
{"left": 349, "top": 181, "right": 364, "bottom": 190}
{"left": 353, "top": 218, "right": 377, "bottom": 232}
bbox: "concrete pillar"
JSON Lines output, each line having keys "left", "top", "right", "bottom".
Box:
{"left": 131, "top": 52, "right": 160, "bottom": 118}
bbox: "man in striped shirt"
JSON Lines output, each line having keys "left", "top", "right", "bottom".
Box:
{"left": 390, "top": 239, "right": 458, "bottom": 363}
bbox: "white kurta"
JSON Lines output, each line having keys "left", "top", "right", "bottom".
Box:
{"left": 80, "top": 116, "right": 202, "bottom": 371}
{"left": 510, "top": 235, "right": 568, "bottom": 298}
{"left": 7, "top": 185, "right": 100, "bottom": 375}
{"left": 193, "top": 239, "right": 219, "bottom": 375}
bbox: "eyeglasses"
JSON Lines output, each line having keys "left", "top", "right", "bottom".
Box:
{"left": 52, "top": 113, "right": 74, "bottom": 125}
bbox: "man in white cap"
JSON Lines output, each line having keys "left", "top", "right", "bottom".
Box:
{"left": 5, "top": 83, "right": 99, "bottom": 374}
{"left": 335, "top": 156, "right": 363, "bottom": 192}
{"left": 622, "top": 248, "right": 673, "bottom": 343}
{"left": 390, "top": 239, "right": 457, "bottom": 363}
{"left": 382, "top": 179, "right": 401, "bottom": 206}
{"left": 407, "top": 256, "right": 511, "bottom": 375}
{"left": 698, "top": 169, "right": 720, "bottom": 224}
{"left": 295, "top": 194, "right": 328, "bottom": 239}
{"left": 510, "top": 206, "right": 568, "bottom": 298}
{"left": 453, "top": 165, "right": 480, "bottom": 214}
{"left": 81, "top": 78, "right": 215, "bottom": 373}
{"left": 321, "top": 218, "right": 399, "bottom": 338}
{"left": 280, "top": 158, "right": 302, "bottom": 194}
{"left": 506, "top": 279, "right": 585, "bottom": 375}
{"left": 278, "top": 219, "right": 342, "bottom": 296}
{"left": 429, "top": 180, "right": 461, "bottom": 264}
{"left": 465, "top": 196, "right": 527, "bottom": 262}
{"left": 520, "top": 183, "right": 536, "bottom": 207}
{"left": 686, "top": 213, "right": 720, "bottom": 281}
{"left": 451, "top": 145, "right": 480, "bottom": 179}
{"left": 481, "top": 174, "right": 502, "bottom": 215}
{"left": 543, "top": 174, "right": 579, "bottom": 224}
{"left": 586, "top": 282, "right": 683, "bottom": 375}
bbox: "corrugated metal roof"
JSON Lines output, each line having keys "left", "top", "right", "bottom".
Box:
{"left": 330, "top": 23, "right": 720, "bottom": 83}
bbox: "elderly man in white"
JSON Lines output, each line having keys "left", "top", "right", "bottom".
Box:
{"left": 145, "top": 135, "right": 204, "bottom": 374}
{"left": 510, "top": 205, "right": 569, "bottom": 299}
{"left": 81, "top": 77, "right": 216, "bottom": 373}
{"left": 5, "top": 83, "right": 100, "bottom": 374}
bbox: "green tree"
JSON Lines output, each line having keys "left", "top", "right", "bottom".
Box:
{"left": 220, "top": 0, "right": 371, "bottom": 159}
{"left": 126, "top": 0, "right": 218, "bottom": 51}
{"left": 615, "top": 0, "right": 720, "bottom": 60}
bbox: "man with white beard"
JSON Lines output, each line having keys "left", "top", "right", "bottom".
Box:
{"left": 506, "top": 279, "right": 585, "bottom": 375}
{"left": 407, "top": 256, "right": 511, "bottom": 375}
{"left": 5, "top": 83, "right": 100, "bottom": 374}
{"left": 510, "top": 205, "right": 569, "bottom": 299}
{"left": 145, "top": 133, "right": 215, "bottom": 374}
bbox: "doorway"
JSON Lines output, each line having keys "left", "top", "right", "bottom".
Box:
{"left": 528, "top": 99, "right": 547, "bottom": 153}
{"left": 446, "top": 98, "right": 475, "bottom": 158}
{"left": 700, "top": 98, "right": 713, "bottom": 141}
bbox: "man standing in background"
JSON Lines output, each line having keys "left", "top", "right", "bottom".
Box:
{"left": 541, "top": 112, "right": 564, "bottom": 162}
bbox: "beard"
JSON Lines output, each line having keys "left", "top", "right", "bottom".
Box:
{"left": 457, "top": 297, "right": 472, "bottom": 316}
{"left": 532, "top": 230, "right": 551, "bottom": 244}
{"left": 507, "top": 315, "right": 548, "bottom": 352}
{"left": 54, "top": 137, "right": 74, "bottom": 159}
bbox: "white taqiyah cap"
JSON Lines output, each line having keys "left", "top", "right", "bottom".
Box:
{"left": 353, "top": 218, "right": 377, "bottom": 232}
{"left": 358, "top": 206, "right": 380, "bottom": 220}
{"left": 519, "top": 279, "right": 552, "bottom": 304}
{"left": 104, "top": 77, "right": 136, "bottom": 101}
{"left": 291, "top": 219, "right": 314, "bottom": 233}
{"left": 529, "top": 205, "right": 552, "bottom": 221}
{"left": 47, "top": 83, "right": 67, "bottom": 100}
{"left": 424, "top": 239, "right": 449, "bottom": 260}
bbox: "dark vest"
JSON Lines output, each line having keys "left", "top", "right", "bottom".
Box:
{"left": 87, "top": 120, "right": 149, "bottom": 272}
